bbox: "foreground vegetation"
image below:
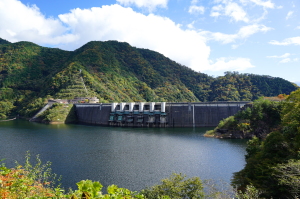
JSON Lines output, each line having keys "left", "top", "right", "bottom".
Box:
{"left": 1, "top": 153, "right": 262, "bottom": 199}
{"left": 0, "top": 38, "right": 298, "bottom": 119}
{"left": 231, "top": 88, "right": 300, "bottom": 198}
{"left": 206, "top": 88, "right": 300, "bottom": 198}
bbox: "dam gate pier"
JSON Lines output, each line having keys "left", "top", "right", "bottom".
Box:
{"left": 74, "top": 101, "right": 250, "bottom": 127}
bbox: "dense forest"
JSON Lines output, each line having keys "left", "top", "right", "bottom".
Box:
{"left": 205, "top": 97, "right": 284, "bottom": 139}
{"left": 0, "top": 37, "right": 298, "bottom": 119}
{"left": 204, "top": 89, "right": 300, "bottom": 198}
{"left": 231, "top": 89, "right": 300, "bottom": 198}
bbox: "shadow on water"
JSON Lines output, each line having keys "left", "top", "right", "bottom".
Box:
{"left": 0, "top": 119, "right": 247, "bottom": 191}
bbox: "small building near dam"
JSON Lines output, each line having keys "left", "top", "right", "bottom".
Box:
{"left": 74, "top": 101, "right": 250, "bottom": 127}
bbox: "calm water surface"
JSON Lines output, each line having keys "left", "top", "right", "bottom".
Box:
{"left": 0, "top": 119, "right": 247, "bottom": 191}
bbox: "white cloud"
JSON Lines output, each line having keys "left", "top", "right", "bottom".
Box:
{"left": 210, "top": 4, "right": 223, "bottom": 17}
{"left": 269, "top": 37, "right": 300, "bottom": 45}
{"left": 267, "top": 53, "right": 299, "bottom": 64}
{"left": 210, "top": 1, "right": 249, "bottom": 22}
{"left": 187, "top": 21, "right": 195, "bottom": 29}
{"left": 202, "top": 31, "right": 235, "bottom": 44}
{"left": 0, "top": 0, "right": 75, "bottom": 45}
{"left": 286, "top": 11, "right": 294, "bottom": 20}
{"left": 252, "top": 0, "right": 274, "bottom": 8}
{"left": 58, "top": 5, "right": 212, "bottom": 71}
{"left": 189, "top": 5, "right": 205, "bottom": 14}
{"left": 279, "top": 58, "right": 291, "bottom": 63}
{"left": 296, "top": 26, "right": 300, "bottom": 29}
{"left": 116, "top": 0, "right": 168, "bottom": 11}
{"left": 231, "top": 44, "right": 239, "bottom": 49}
{"left": 241, "top": 0, "right": 275, "bottom": 9}
{"left": 58, "top": 5, "right": 253, "bottom": 72}
{"left": 202, "top": 24, "right": 272, "bottom": 44}
{"left": 238, "top": 23, "right": 271, "bottom": 37}
{"left": 278, "top": 57, "right": 298, "bottom": 64}
{"left": 0, "top": 0, "right": 256, "bottom": 74}
{"left": 228, "top": 0, "right": 275, "bottom": 23}
{"left": 188, "top": 0, "right": 205, "bottom": 15}
{"left": 209, "top": 57, "right": 255, "bottom": 71}
{"left": 267, "top": 53, "right": 290, "bottom": 58}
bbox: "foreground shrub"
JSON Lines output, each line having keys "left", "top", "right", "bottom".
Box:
{"left": 1, "top": 153, "right": 274, "bottom": 199}
{"left": 141, "top": 173, "right": 204, "bottom": 199}
{"left": 0, "top": 152, "right": 65, "bottom": 198}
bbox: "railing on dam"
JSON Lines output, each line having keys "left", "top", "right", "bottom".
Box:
{"left": 74, "top": 101, "right": 251, "bottom": 127}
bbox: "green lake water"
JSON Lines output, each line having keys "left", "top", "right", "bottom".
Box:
{"left": 0, "top": 119, "right": 247, "bottom": 191}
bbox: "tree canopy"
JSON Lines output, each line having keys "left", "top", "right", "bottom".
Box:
{"left": 231, "top": 89, "right": 300, "bottom": 198}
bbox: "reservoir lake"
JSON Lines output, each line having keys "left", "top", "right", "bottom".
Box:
{"left": 0, "top": 119, "right": 247, "bottom": 191}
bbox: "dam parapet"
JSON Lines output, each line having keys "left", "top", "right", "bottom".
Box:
{"left": 74, "top": 101, "right": 250, "bottom": 127}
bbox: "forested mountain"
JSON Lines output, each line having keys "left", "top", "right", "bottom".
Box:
{"left": 0, "top": 38, "right": 298, "bottom": 118}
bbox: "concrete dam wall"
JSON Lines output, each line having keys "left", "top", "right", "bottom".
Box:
{"left": 75, "top": 101, "right": 250, "bottom": 127}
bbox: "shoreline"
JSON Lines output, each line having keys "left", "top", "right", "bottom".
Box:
{"left": 0, "top": 117, "right": 16, "bottom": 122}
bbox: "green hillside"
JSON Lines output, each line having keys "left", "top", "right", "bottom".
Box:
{"left": 0, "top": 38, "right": 298, "bottom": 119}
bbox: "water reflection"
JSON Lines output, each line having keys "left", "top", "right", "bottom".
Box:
{"left": 0, "top": 119, "right": 247, "bottom": 191}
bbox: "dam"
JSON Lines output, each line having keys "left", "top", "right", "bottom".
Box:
{"left": 74, "top": 101, "right": 250, "bottom": 127}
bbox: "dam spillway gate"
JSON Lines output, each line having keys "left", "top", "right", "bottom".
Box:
{"left": 74, "top": 101, "right": 250, "bottom": 127}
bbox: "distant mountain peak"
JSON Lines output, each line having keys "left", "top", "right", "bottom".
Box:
{"left": 0, "top": 38, "right": 11, "bottom": 45}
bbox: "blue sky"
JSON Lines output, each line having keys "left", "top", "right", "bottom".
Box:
{"left": 0, "top": 0, "right": 299, "bottom": 85}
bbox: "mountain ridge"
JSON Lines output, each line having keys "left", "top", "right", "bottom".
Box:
{"left": 0, "top": 38, "right": 298, "bottom": 118}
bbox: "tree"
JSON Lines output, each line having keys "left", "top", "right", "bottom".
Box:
{"left": 0, "top": 100, "right": 14, "bottom": 119}
{"left": 281, "top": 88, "right": 300, "bottom": 134}
{"left": 141, "top": 173, "right": 204, "bottom": 199}
{"left": 273, "top": 159, "right": 300, "bottom": 198}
